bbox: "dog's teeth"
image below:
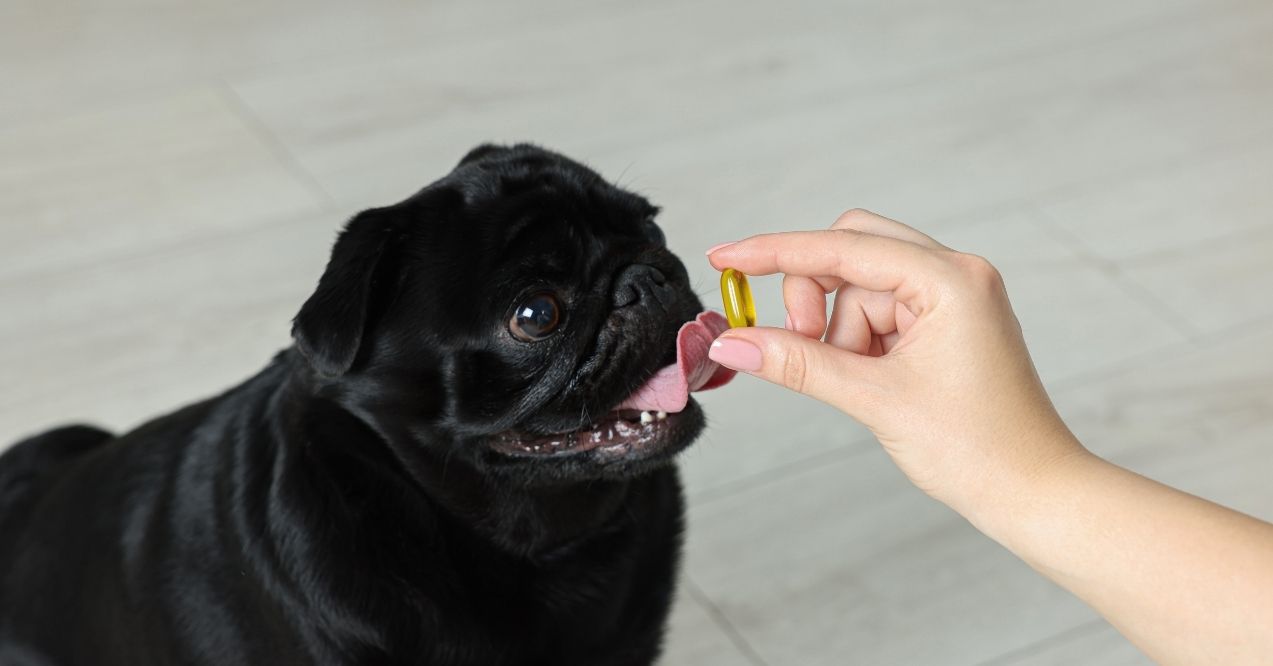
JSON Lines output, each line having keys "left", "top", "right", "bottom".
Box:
{"left": 639, "top": 411, "right": 655, "bottom": 424}
{"left": 655, "top": 410, "right": 667, "bottom": 421}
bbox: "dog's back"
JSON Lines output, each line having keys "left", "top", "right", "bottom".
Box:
{"left": 0, "top": 425, "right": 114, "bottom": 535}
{"left": 0, "top": 387, "right": 269, "bottom": 665}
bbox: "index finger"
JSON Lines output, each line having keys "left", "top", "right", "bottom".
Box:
{"left": 707, "top": 229, "right": 948, "bottom": 313}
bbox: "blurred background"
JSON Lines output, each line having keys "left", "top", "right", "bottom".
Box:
{"left": 3, "top": 1, "right": 1272, "bottom": 663}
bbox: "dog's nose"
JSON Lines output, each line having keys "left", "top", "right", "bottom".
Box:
{"left": 612, "top": 264, "right": 670, "bottom": 309}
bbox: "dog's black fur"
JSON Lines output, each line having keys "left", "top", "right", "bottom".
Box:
{"left": 0, "top": 144, "right": 711, "bottom": 665}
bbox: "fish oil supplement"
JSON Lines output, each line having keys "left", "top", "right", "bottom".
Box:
{"left": 720, "top": 268, "right": 756, "bottom": 328}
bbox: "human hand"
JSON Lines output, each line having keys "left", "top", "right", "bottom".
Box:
{"left": 706, "top": 210, "right": 1087, "bottom": 515}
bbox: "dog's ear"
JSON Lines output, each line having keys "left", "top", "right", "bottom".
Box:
{"left": 457, "top": 143, "right": 510, "bottom": 167}
{"left": 458, "top": 142, "right": 556, "bottom": 168}
{"left": 292, "top": 207, "right": 401, "bottom": 378}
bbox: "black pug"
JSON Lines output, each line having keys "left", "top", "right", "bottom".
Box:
{"left": 0, "top": 144, "right": 735, "bottom": 665}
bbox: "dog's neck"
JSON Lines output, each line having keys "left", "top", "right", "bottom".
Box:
{"left": 404, "top": 451, "right": 634, "bottom": 556}
{"left": 273, "top": 358, "right": 635, "bottom": 558}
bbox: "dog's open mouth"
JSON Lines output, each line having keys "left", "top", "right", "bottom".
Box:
{"left": 491, "top": 408, "right": 679, "bottom": 456}
{"left": 491, "top": 311, "right": 736, "bottom": 458}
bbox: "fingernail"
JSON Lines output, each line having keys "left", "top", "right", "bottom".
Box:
{"left": 709, "top": 337, "right": 763, "bottom": 372}
{"left": 705, "top": 241, "right": 738, "bottom": 256}
{"left": 784, "top": 312, "right": 794, "bottom": 331}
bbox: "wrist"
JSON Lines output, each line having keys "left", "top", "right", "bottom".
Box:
{"left": 948, "top": 430, "right": 1103, "bottom": 548}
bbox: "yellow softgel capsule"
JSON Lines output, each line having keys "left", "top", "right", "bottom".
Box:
{"left": 720, "top": 268, "right": 756, "bottom": 328}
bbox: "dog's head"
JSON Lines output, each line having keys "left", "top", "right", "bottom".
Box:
{"left": 291, "top": 144, "right": 733, "bottom": 484}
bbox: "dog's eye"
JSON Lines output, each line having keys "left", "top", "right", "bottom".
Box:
{"left": 509, "top": 292, "right": 562, "bottom": 342}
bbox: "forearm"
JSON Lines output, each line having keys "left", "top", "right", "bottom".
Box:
{"left": 966, "top": 444, "right": 1273, "bottom": 665}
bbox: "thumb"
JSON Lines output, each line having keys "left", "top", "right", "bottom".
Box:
{"left": 708, "top": 326, "right": 879, "bottom": 416}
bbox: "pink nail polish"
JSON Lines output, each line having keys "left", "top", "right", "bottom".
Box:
{"left": 704, "top": 241, "right": 738, "bottom": 256}
{"left": 708, "top": 337, "right": 763, "bottom": 372}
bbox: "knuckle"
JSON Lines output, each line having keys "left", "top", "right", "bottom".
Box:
{"left": 952, "top": 252, "right": 1004, "bottom": 289}
{"left": 780, "top": 345, "right": 810, "bottom": 394}
{"left": 833, "top": 208, "right": 874, "bottom": 228}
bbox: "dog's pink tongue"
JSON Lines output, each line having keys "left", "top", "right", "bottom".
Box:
{"left": 616, "top": 311, "right": 736, "bottom": 414}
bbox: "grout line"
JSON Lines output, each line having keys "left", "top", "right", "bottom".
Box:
{"left": 972, "top": 618, "right": 1118, "bottom": 666}
{"left": 0, "top": 205, "right": 338, "bottom": 291}
{"left": 1111, "top": 216, "right": 1273, "bottom": 268}
{"left": 864, "top": 0, "right": 1258, "bottom": 112}
{"left": 682, "top": 578, "right": 769, "bottom": 666}
{"left": 919, "top": 124, "right": 1273, "bottom": 237}
{"left": 1023, "top": 206, "right": 1204, "bottom": 341}
{"left": 215, "top": 80, "right": 340, "bottom": 209}
{"left": 1048, "top": 309, "right": 1273, "bottom": 395}
{"left": 1018, "top": 125, "right": 1273, "bottom": 226}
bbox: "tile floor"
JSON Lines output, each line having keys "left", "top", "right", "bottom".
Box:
{"left": 3, "top": 1, "right": 1271, "bottom": 663}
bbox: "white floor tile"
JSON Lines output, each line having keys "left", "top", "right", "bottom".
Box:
{"left": 0, "top": 0, "right": 614, "bottom": 124}
{"left": 1038, "top": 136, "right": 1273, "bottom": 262}
{"left": 1116, "top": 225, "right": 1273, "bottom": 335}
{"left": 0, "top": 210, "right": 336, "bottom": 441}
{"left": 0, "top": 87, "right": 325, "bottom": 283}
{"left": 227, "top": 0, "right": 1271, "bottom": 219}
